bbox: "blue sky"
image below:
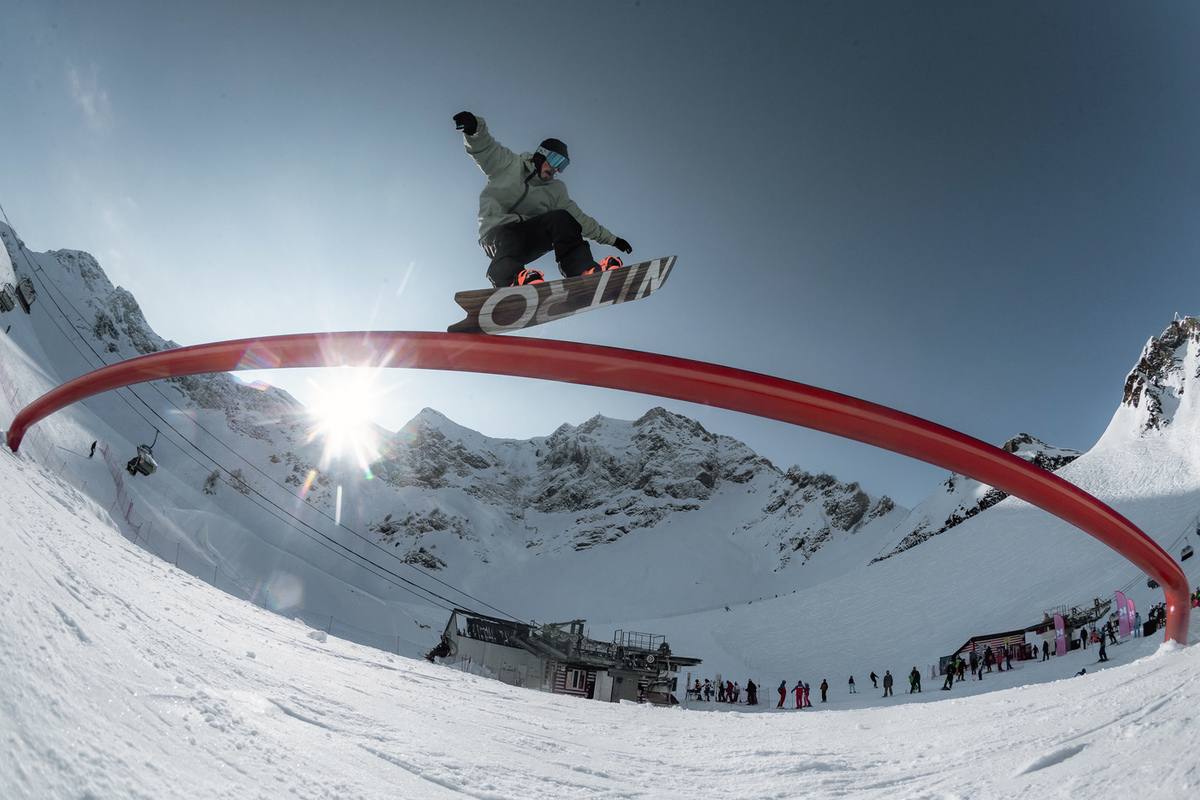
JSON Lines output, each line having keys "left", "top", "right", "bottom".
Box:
{"left": 3, "top": 0, "right": 1199, "bottom": 504}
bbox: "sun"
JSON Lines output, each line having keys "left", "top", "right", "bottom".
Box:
{"left": 305, "top": 367, "right": 386, "bottom": 473}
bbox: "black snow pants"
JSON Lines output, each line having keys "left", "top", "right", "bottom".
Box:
{"left": 481, "top": 209, "right": 596, "bottom": 287}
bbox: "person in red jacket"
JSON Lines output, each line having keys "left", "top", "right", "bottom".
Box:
{"left": 793, "top": 680, "right": 804, "bottom": 709}
{"left": 777, "top": 680, "right": 787, "bottom": 708}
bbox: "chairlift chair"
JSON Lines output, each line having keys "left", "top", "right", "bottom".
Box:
{"left": 1182, "top": 545, "right": 1194, "bottom": 562}
{"left": 15, "top": 277, "right": 35, "bottom": 314}
{"left": 126, "top": 430, "right": 160, "bottom": 477}
{"left": 0, "top": 283, "right": 14, "bottom": 313}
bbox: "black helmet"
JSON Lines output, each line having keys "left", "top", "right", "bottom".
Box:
{"left": 533, "top": 137, "right": 570, "bottom": 172}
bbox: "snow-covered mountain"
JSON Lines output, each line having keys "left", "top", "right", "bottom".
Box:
{"left": 874, "top": 433, "right": 1080, "bottom": 562}
{"left": 0, "top": 222, "right": 911, "bottom": 626}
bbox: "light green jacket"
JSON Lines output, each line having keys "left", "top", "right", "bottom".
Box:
{"left": 464, "top": 117, "right": 616, "bottom": 246}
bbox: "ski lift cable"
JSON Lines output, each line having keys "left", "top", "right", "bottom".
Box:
{"left": 16, "top": 241, "right": 528, "bottom": 623}
{"left": 13, "top": 256, "right": 468, "bottom": 615}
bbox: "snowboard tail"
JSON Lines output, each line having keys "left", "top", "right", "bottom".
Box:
{"left": 448, "top": 255, "right": 677, "bottom": 334}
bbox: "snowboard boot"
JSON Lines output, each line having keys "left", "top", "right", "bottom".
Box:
{"left": 514, "top": 268, "right": 545, "bottom": 286}
{"left": 582, "top": 255, "right": 623, "bottom": 276}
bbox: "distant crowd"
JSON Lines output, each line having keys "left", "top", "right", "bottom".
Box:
{"left": 685, "top": 587, "right": 1200, "bottom": 709}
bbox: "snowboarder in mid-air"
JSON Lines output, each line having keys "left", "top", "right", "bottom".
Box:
{"left": 454, "top": 111, "right": 632, "bottom": 288}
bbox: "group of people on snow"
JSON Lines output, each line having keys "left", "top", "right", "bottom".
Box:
{"left": 688, "top": 595, "right": 1192, "bottom": 708}
{"left": 691, "top": 678, "right": 759, "bottom": 705}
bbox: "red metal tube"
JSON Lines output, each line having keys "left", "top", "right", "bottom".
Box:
{"left": 5, "top": 331, "right": 1189, "bottom": 643}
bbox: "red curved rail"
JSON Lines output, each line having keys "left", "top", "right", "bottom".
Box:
{"left": 5, "top": 331, "right": 1190, "bottom": 643}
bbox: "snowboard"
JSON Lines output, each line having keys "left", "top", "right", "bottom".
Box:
{"left": 448, "top": 255, "right": 677, "bottom": 334}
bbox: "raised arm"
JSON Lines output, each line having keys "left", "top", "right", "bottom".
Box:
{"left": 454, "top": 112, "right": 518, "bottom": 179}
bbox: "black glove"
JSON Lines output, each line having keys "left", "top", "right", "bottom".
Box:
{"left": 453, "top": 111, "right": 478, "bottom": 136}
{"left": 613, "top": 237, "right": 633, "bottom": 254}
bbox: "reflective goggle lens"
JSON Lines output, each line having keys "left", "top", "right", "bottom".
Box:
{"left": 537, "top": 147, "right": 569, "bottom": 172}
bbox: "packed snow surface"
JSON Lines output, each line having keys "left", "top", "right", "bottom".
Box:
{"left": 1, "top": 449, "right": 1197, "bottom": 799}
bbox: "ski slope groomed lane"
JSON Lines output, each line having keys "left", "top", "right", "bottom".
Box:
{"left": 1, "top": 449, "right": 1197, "bottom": 800}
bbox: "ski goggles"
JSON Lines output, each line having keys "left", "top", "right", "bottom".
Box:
{"left": 536, "top": 147, "right": 569, "bottom": 172}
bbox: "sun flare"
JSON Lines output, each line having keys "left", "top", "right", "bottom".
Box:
{"left": 305, "top": 368, "right": 386, "bottom": 473}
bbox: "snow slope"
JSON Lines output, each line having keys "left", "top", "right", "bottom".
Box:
{"left": 1, "top": 448, "right": 1197, "bottom": 799}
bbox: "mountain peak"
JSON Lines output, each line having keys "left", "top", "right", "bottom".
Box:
{"left": 1103, "top": 316, "right": 1200, "bottom": 440}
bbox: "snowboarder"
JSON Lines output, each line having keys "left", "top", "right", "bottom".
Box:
{"left": 726, "top": 680, "right": 735, "bottom": 704}
{"left": 1078, "top": 627, "right": 1087, "bottom": 650}
{"left": 454, "top": 111, "right": 632, "bottom": 288}
{"left": 882, "top": 671, "right": 894, "bottom": 697}
{"left": 848, "top": 675, "right": 856, "bottom": 694}
{"left": 941, "top": 666, "right": 954, "bottom": 690}
{"left": 746, "top": 679, "right": 757, "bottom": 705}
{"left": 88, "top": 440, "right": 97, "bottom": 458}
{"left": 819, "top": 679, "right": 829, "bottom": 703}
{"left": 703, "top": 679, "right": 712, "bottom": 701}
{"left": 869, "top": 671, "right": 878, "bottom": 689}
{"left": 956, "top": 658, "right": 965, "bottom": 682}
{"left": 1098, "top": 635, "right": 1109, "bottom": 663}
{"left": 1042, "top": 639, "right": 1050, "bottom": 661}
{"left": 793, "top": 681, "right": 804, "bottom": 709}
{"left": 908, "top": 667, "right": 921, "bottom": 693}
{"left": 718, "top": 681, "right": 726, "bottom": 703}
{"left": 777, "top": 680, "right": 787, "bottom": 708}
{"left": 1105, "top": 621, "right": 1117, "bottom": 645}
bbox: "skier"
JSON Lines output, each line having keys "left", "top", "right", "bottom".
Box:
{"left": 956, "top": 658, "right": 965, "bottom": 682}
{"left": 88, "top": 440, "right": 97, "bottom": 458}
{"left": 726, "top": 679, "right": 735, "bottom": 704}
{"left": 848, "top": 675, "right": 857, "bottom": 694}
{"left": 941, "top": 666, "right": 954, "bottom": 690}
{"left": 819, "top": 679, "right": 829, "bottom": 703}
{"left": 869, "top": 671, "right": 878, "bottom": 689}
{"left": 1098, "top": 635, "right": 1109, "bottom": 663}
{"left": 802, "top": 681, "right": 812, "bottom": 708}
{"left": 1042, "top": 639, "right": 1050, "bottom": 661}
{"left": 777, "top": 680, "right": 787, "bottom": 709}
{"left": 746, "top": 679, "right": 757, "bottom": 706}
{"left": 908, "top": 667, "right": 921, "bottom": 693}
{"left": 1105, "top": 621, "right": 1117, "bottom": 645}
{"left": 718, "top": 680, "right": 726, "bottom": 703}
{"left": 794, "top": 681, "right": 804, "bottom": 709}
{"left": 453, "top": 111, "right": 632, "bottom": 288}
{"left": 882, "top": 671, "right": 893, "bottom": 697}
{"left": 703, "top": 678, "right": 712, "bottom": 701}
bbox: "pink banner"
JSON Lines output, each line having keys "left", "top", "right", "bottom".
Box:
{"left": 1108, "top": 592, "right": 1128, "bottom": 642}
{"left": 1115, "top": 591, "right": 1130, "bottom": 637}
{"left": 1054, "top": 613, "right": 1067, "bottom": 657}
{"left": 1127, "top": 596, "right": 1137, "bottom": 633}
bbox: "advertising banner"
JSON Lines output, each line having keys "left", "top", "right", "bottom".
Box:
{"left": 1115, "top": 591, "right": 1130, "bottom": 637}
{"left": 1127, "top": 596, "right": 1137, "bottom": 634}
{"left": 1054, "top": 612, "right": 1067, "bottom": 657}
